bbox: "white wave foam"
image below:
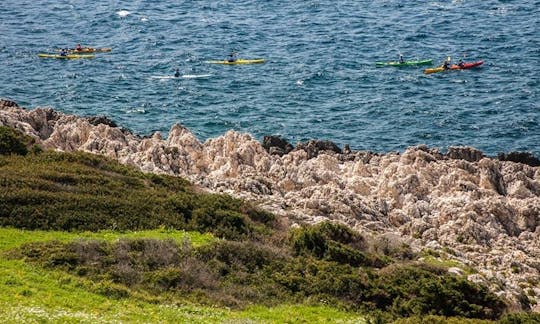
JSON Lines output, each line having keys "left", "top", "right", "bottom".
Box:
{"left": 116, "top": 10, "right": 131, "bottom": 17}
{"left": 127, "top": 108, "right": 146, "bottom": 114}
{"left": 150, "top": 76, "right": 176, "bottom": 80}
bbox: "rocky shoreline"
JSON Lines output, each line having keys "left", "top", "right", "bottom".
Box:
{"left": 1, "top": 98, "right": 539, "bottom": 311}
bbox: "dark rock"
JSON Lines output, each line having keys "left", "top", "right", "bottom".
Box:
{"left": 86, "top": 116, "right": 118, "bottom": 128}
{"left": 0, "top": 99, "right": 20, "bottom": 109}
{"left": 42, "top": 108, "right": 59, "bottom": 121}
{"left": 262, "top": 135, "right": 294, "bottom": 156}
{"left": 446, "top": 146, "right": 485, "bottom": 162}
{"left": 295, "top": 139, "right": 342, "bottom": 159}
{"left": 497, "top": 152, "right": 540, "bottom": 167}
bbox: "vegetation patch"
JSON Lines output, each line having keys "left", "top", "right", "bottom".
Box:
{"left": 0, "top": 150, "right": 274, "bottom": 240}
{"left": 0, "top": 126, "right": 39, "bottom": 156}
{"left": 12, "top": 232, "right": 505, "bottom": 321}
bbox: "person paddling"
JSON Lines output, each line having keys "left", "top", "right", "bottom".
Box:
{"left": 174, "top": 69, "right": 180, "bottom": 78}
{"left": 75, "top": 44, "right": 82, "bottom": 51}
{"left": 227, "top": 50, "right": 238, "bottom": 62}
{"left": 442, "top": 57, "right": 451, "bottom": 70}
{"left": 59, "top": 49, "right": 68, "bottom": 56}
{"left": 399, "top": 54, "right": 405, "bottom": 64}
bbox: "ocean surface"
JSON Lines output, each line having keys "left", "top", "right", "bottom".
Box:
{"left": 1, "top": 0, "right": 539, "bottom": 156}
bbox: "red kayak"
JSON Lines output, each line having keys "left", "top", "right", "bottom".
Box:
{"left": 424, "top": 60, "right": 483, "bottom": 74}
{"left": 449, "top": 60, "right": 484, "bottom": 70}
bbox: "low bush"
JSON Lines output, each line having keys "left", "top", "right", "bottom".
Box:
{"left": 389, "top": 315, "right": 493, "bottom": 323}
{"left": 0, "top": 126, "right": 35, "bottom": 156}
{"left": 197, "top": 240, "right": 286, "bottom": 273}
{"left": 290, "top": 221, "right": 386, "bottom": 267}
{"left": 0, "top": 150, "right": 274, "bottom": 239}
{"left": 371, "top": 263, "right": 505, "bottom": 320}
{"left": 499, "top": 312, "right": 540, "bottom": 323}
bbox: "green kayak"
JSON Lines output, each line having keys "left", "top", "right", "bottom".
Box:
{"left": 376, "top": 59, "right": 432, "bottom": 67}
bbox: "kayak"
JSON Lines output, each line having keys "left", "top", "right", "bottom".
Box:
{"left": 376, "top": 59, "right": 432, "bottom": 67}
{"left": 206, "top": 58, "right": 265, "bottom": 65}
{"left": 56, "top": 47, "right": 112, "bottom": 53}
{"left": 424, "top": 60, "right": 484, "bottom": 74}
{"left": 150, "top": 74, "right": 212, "bottom": 80}
{"left": 38, "top": 53, "right": 95, "bottom": 59}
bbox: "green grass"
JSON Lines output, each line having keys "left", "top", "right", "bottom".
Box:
{"left": 0, "top": 227, "right": 365, "bottom": 323}
{"left": 0, "top": 260, "right": 231, "bottom": 323}
{"left": 421, "top": 253, "right": 476, "bottom": 276}
{"left": 0, "top": 227, "right": 214, "bottom": 252}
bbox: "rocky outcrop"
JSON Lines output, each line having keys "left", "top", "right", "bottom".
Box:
{"left": 446, "top": 146, "right": 485, "bottom": 162}
{"left": 498, "top": 152, "right": 540, "bottom": 167}
{"left": 262, "top": 135, "right": 294, "bottom": 156}
{"left": 86, "top": 115, "right": 118, "bottom": 128}
{"left": 295, "top": 139, "right": 342, "bottom": 159}
{"left": 1, "top": 99, "right": 540, "bottom": 311}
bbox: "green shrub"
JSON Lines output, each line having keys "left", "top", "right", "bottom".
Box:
{"left": 190, "top": 208, "right": 250, "bottom": 240}
{"left": 499, "top": 312, "right": 540, "bottom": 323}
{"left": 147, "top": 259, "right": 218, "bottom": 292}
{"left": 371, "top": 263, "right": 505, "bottom": 320}
{"left": 0, "top": 150, "right": 275, "bottom": 238}
{"left": 197, "top": 240, "right": 284, "bottom": 273}
{"left": 370, "top": 235, "right": 415, "bottom": 260}
{"left": 390, "top": 315, "right": 493, "bottom": 323}
{"left": 92, "top": 281, "right": 131, "bottom": 299}
{"left": 242, "top": 205, "right": 276, "bottom": 225}
{"left": 290, "top": 221, "right": 385, "bottom": 267}
{"left": 0, "top": 126, "right": 33, "bottom": 155}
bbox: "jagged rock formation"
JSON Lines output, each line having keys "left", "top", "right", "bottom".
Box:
{"left": 1, "top": 99, "right": 539, "bottom": 311}
{"left": 262, "top": 135, "right": 294, "bottom": 156}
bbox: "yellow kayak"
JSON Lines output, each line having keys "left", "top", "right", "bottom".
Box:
{"left": 206, "top": 58, "right": 265, "bottom": 65}
{"left": 38, "top": 53, "right": 95, "bottom": 59}
{"left": 424, "top": 66, "right": 445, "bottom": 74}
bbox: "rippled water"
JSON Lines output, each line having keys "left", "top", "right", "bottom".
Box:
{"left": 1, "top": 0, "right": 539, "bottom": 155}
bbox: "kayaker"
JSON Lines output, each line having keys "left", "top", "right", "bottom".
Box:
{"left": 458, "top": 59, "right": 465, "bottom": 68}
{"left": 76, "top": 44, "right": 82, "bottom": 51}
{"left": 227, "top": 50, "right": 238, "bottom": 62}
{"left": 442, "top": 59, "right": 450, "bottom": 70}
{"left": 174, "top": 69, "right": 180, "bottom": 78}
{"left": 59, "top": 49, "right": 68, "bottom": 56}
{"left": 399, "top": 54, "right": 405, "bottom": 64}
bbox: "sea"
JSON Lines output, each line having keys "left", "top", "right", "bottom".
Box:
{"left": 1, "top": 0, "right": 539, "bottom": 156}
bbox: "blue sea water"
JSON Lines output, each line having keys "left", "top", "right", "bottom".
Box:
{"left": 1, "top": 0, "right": 539, "bottom": 156}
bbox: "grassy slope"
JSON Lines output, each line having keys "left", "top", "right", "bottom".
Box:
{"left": 0, "top": 228, "right": 365, "bottom": 323}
